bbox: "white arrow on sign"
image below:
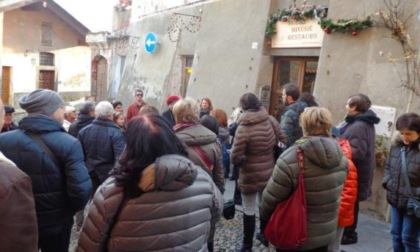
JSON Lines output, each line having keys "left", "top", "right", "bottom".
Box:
{"left": 146, "top": 38, "right": 156, "bottom": 47}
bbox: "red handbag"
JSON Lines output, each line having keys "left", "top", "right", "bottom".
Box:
{"left": 264, "top": 147, "right": 307, "bottom": 249}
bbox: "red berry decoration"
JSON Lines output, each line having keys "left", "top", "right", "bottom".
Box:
{"left": 352, "top": 30, "right": 358, "bottom": 36}
{"left": 324, "top": 28, "right": 331, "bottom": 34}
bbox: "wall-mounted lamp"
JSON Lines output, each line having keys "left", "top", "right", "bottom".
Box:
{"left": 31, "top": 58, "right": 36, "bottom": 66}
{"left": 43, "top": 1, "right": 47, "bottom": 8}
{"left": 24, "top": 49, "right": 38, "bottom": 57}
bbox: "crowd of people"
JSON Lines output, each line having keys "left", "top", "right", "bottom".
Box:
{"left": 0, "top": 84, "right": 419, "bottom": 252}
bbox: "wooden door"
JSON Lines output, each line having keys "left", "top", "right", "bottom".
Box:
{"left": 269, "top": 57, "right": 318, "bottom": 119}
{"left": 1, "top": 67, "right": 11, "bottom": 104}
{"left": 39, "top": 70, "right": 55, "bottom": 90}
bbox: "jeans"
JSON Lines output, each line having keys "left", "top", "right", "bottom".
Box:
{"left": 391, "top": 206, "right": 420, "bottom": 252}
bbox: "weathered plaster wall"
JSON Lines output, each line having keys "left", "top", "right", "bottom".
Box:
{"left": 115, "top": 0, "right": 271, "bottom": 113}
{"left": 315, "top": 0, "right": 420, "bottom": 220}
{"left": 2, "top": 7, "right": 90, "bottom": 101}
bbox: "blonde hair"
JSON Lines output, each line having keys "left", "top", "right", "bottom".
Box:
{"left": 300, "top": 107, "right": 333, "bottom": 137}
{"left": 172, "top": 97, "right": 199, "bottom": 124}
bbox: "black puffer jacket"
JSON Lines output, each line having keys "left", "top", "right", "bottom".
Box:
{"left": 0, "top": 115, "right": 91, "bottom": 236}
{"left": 340, "top": 109, "right": 380, "bottom": 201}
{"left": 383, "top": 133, "right": 420, "bottom": 209}
{"left": 68, "top": 114, "right": 95, "bottom": 137}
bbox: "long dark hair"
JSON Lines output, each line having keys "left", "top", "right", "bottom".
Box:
{"left": 111, "top": 113, "right": 188, "bottom": 197}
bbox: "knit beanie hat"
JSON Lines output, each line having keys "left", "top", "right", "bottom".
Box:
{"left": 166, "top": 95, "right": 181, "bottom": 106}
{"left": 19, "top": 89, "right": 64, "bottom": 116}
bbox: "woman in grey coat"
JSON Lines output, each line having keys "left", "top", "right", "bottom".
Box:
{"left": 260, "top": 107, "right": 347, "bottom": 251}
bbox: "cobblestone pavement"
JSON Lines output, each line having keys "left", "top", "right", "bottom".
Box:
{"left": 69, "top": 204, "right": 272, "bottom": 252}
{"left": 69, "top": 179, "right": 392, "bottom": 252}
{"left": 214, "top": 205, "right": 275, "bottom": 252}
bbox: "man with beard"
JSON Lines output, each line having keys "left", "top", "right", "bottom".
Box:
{"left": 280, "top": 83, "right": 308, "bottom": 147}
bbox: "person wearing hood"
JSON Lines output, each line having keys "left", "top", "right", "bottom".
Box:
{"left": 68, "top": 101, "right": 95, "bottom": 138}
{"left": 260, "top": 107, "right": 348, "bottom": 251}
{"left": 230, "top": 92, "right": 285, "bottom": 251}
{"left": 77, "top": 113, "right": 223, "bottom": 251}
{"left": 0, "top": 89, "right": 91, "bottom": 252}
{"left": 172, "top": 97, "right": 224, "bottom": 252}
{"left": 382, "top": 113, "right": 420, "bottom": 251}
{"left": 0, "top": 99, "right": 38, "bottom": 251}
{"left": 339, "top": 93, "right": 380, "bottom": 245}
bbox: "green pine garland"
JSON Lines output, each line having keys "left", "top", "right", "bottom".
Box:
{"left": 266, "top": 5, "right": 327, "bottom": 38}
{"left": 319, "top": 17, "right": 373, "bottom": 34}
{"left": 266, "top": 6, "right": 373, "bottom": 38}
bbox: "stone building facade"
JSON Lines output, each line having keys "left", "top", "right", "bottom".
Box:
{"left": 95, "top": 0, "right": 420, "bottom": 220}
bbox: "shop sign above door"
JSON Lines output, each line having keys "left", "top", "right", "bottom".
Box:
{"left": 271, "top": 20, "right": 324, "bottom": 48}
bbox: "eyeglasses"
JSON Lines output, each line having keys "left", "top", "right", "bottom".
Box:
{"left": 136, "top": 93, "right": 143, "bottom": 97}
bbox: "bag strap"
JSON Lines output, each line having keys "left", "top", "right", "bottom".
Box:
{"left": 401, "top": 147, "right": 414, "bottom": 196}
{"left": 191, "top": 146, "right": 214, "bottom": 171}
{"left": 297, "top": 147, "right": 304, "bottom": 173}
{"left": 25, "top": 131, "right": 61, "bottom": 168}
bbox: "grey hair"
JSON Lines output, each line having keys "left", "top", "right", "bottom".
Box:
{"left": 172, "top": 97, "right": 199, "bottom": 124}
{"left": 95, "top": 101, "right": 115, "bottom": 119}
{"left": 79, "top": 101, "right": 95, "bottom": 115}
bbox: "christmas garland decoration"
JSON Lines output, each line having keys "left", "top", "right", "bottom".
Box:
{"left": 266, "top": 5, "right": 373, "bottom": 39}
{"left": 266, "top": 5, "right": 327, "bottom": 38}
{"left": 319, "top": 17, "right": 373, "bottom": 36}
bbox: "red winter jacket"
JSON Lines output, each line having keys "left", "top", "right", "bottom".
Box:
{"left": 337, "top": 138, "right": 358, "bottom": 227}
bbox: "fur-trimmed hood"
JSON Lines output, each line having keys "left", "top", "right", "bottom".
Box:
{"left": 391, "top": 131, "right": 420, "bottom": 150}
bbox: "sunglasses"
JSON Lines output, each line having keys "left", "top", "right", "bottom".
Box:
{"left": 136, "top": 93, "right": 143, "bottom": 97}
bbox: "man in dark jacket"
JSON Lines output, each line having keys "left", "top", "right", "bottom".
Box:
{"left": 78, "top": 101, "right": 125, "bottom": 194}
{"left": 339, "top": 93, "right": 380, "bottom": 245}
{"left": 68, "top": 101, "right": 95, "bottom": 137}
{"left": 0, "top": 99, "right": 38, "bottom": 252}
{"left": 0, "top": 89, "right": 92, "bottom": 252}
{"left": 280, "top": 83, "right": 308, "bottom": 147}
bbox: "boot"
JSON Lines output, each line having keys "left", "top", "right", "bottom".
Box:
{"left": 207, "top": 241, "right": 213, "bottom": 252}
{"left": 236, "top": 214, "right": 255, "bottom": 252}
{"left": 234, "top": 180, "right": 242, "bottom": 205}
{"left": 256, "top": 218, "right": 269, "bottom": 247}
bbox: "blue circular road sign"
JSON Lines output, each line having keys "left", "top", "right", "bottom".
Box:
{"left": 144, "top": 32, "right": 157, "bottom": 53}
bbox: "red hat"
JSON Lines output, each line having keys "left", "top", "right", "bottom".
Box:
{"left": 166, "top": 95, "right": 181, "bottom": 105}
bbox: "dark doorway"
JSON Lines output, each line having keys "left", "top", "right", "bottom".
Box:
{"left": 269, "top": 57, "right": 318, "bottom": 119}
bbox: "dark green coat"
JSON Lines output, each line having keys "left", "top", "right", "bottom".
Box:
{"left": 260, "top": 137, "right": 347, "bottom": 250}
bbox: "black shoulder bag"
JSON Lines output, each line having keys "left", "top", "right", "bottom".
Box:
{"left": 401, "top": 147, "right": 420, "bottom": 218}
